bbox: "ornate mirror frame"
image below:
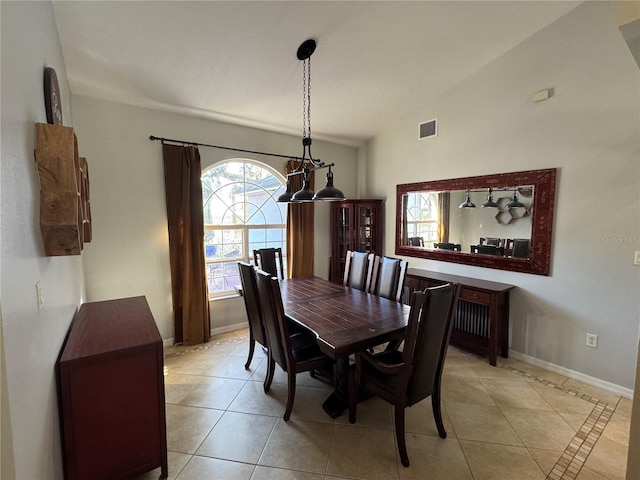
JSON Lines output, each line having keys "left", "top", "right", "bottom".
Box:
{"left": 395, "top": 168, "right": 556, "bottom": 276}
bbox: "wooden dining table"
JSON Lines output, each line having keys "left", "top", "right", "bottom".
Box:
{"left": 279, "top": 276, "right": 411, "bottom": 417}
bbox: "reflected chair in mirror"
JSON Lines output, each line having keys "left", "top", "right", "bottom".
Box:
{"left": 471, "top": 244, "right": 504, "bottom": 256}
{"left": 408, "top": 236, "right": 424, "bottom": 247}
{"left": 343, "top": 250, "right": 375, "bottom": 292}
{"left": 369, "top": 256, "right": 408, "bottom": 303}
{"left": 237, "top": 262, "right": 268, "bottom": 373}
{"left": 255, "top": 269, "right": 335, "bottom": 421}
{"left": 480, "top": 237, "right": 504, "bottom": 247}
{"left": 434, "top": 242, "right": 461, "bottom": 251}
{"left": 348, "top": 283, "right": 461, "bottom": 467}
{"left": 511, "top": 238, "right": 531, "bottom": 259}
{"left": 253, "top": 247, "right": 285, "bottom": 280}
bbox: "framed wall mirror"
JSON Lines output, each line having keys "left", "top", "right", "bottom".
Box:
{"left": 395, "top": 168, "right": 556, "bottom": 275}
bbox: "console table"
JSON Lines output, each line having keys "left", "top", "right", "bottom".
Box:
{"left": 57, "top": 296, "right": 168, "bottom": 480}
{"left": 403, "top": 269, "right": 514, "bottom": 366}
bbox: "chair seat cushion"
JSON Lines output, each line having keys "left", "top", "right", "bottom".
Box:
{"left": 290, "top": 332, "right": 325, "bottom": 363}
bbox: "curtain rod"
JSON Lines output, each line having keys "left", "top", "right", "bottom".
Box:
{"left": 149, "top": 135, "right": 304, "bottom": 161}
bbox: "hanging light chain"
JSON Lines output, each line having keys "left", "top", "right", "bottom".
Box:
{"left": 306, "top": 55, "right": 311, "bottom": 139}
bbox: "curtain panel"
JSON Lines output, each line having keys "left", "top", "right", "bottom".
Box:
{"left": 162, "top": 144, "right": 210, "bottom": 345}
{"left": 285, "top": 160, "right": 315, "bottom": 278}
{"left": 437, "top": 192, "right": 451, "bottom": 243}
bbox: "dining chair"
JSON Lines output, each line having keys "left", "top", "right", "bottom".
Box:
{"left": 471, "top": 244, "right": 504, "bottom": 256}
{"left": 237, "top": 262, "right": 268, "bottom": 372}
{"left": 434, "top": 242, "right": 461, "bottom": 251}
{"left": 408, "top": 236, "right": 424, "bottom": 247}
{"left": 511, "top": 238, "right": 530, "bottom": 259}
{"left": 369, "top": 256, "right": 408, "bottom": 302}
{"left": 343, "top": 250, "right": 375, "bottom": 292}
{"left": 480, "top": 237, "right": 503, "bottom": 247}
{"left": 348, "top": 282, "right": 461, "bottom": 467}
{"left": 255, "top": 269, "right": 335, "bottom": 421}
{"left": 253, "top": 247, "right": 285, "bottom": 280}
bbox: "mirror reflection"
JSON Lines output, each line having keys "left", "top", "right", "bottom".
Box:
{"left": 401, "top": 187, "right": 534, "bottom": 259}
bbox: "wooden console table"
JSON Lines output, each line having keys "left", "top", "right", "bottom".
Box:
{"left": 57, "top": 296, "right": 168, "bottom": 480}
{"left": 403, "top": 269, "right": 514, "bottom": 366}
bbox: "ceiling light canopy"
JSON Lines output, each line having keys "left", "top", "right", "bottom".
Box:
{"left": 278, "top": 39, "right": 345, "bottom": 203}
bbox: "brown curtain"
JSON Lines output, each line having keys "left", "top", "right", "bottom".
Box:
{"left": 162, "top": 144, "right": 210, "bottom": 345}
{"left": 437, "top": 192, "right": 451, "bottom": 243}
{"left": 285, "top": 160, "right": 315, "bottom": 278}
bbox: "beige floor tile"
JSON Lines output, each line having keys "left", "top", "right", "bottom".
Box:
{"left": 470, "top": 363, "right": 524, "bottom": 380}
{"left": 197, "top": 411, "right": 276, "bottom": 463}
{"left": 398, "top": 436, "right": 472, "bottom": 480}
{"left": 443, "top": 355, "right": 478, "bottom": 377}
{"left": 164, "top": 352, "right": 226, "bottom": 375}
{"left": 134, "top": 451, "right": 191, "bottom": 480}
{"left": 507, "top": 360, "right": 569, "bottom": 385}
{"left": 575, "top": 466, "right": 610, "bottom": 479}
{"left": 601, "top": 412, "right": 631, "bottom": 447}
{"left": 562, "top": 379, "right": 621, "bottom": 405}
{"left": 530, "top": 382, "right": 596, "bottom": 415}
{"left": 460, "top": 440, "right": 545, "bottom": 480}
{"left": 258, "top": 418, "right": 333, "bottom": 474}
{"left": 441, "top": 375, "right": 496, "bottom": 406}
{"left": 481, "top": 377, "right": 554, "bottom": 411}
{"left": 527, "top": 448, "right": 563, "bottom": 475}
{"left": 446, "top": 402, "right": 522, "bottom": 446}
{"left": 229, "top": 340, "right": 252, "bottom": 357}
{"left": 228, "top": 378, "right": 286, "bottom": 417}
{"left": 615, "top": 397, "right": 633, "bottom": 417}
{"left": 335, "top": 395, "right": 393, "bottom": 430}
{"left": 558, "top": 411, "right": 590, "bottom": 432}
{"left": 326, "top": 424, "right": 398, "bottom": 480}
{"left": 251, "top": 358, "right": 289, "bottom": 384}
{"left": 165, "top": 404, "right": 223, "bottom": 454}
{"left": 287, "top": 384, "right": 336, "bottom": 423}
{"left": 251, "top": 465, "right": 325, "bottom": 479}
{"left": 208, "top": 354, "right": 263, "bottom": 380}
{"left": 179, "top": 376, "right": 246, "bottom": 410}
{"left": 204, "top": 340, "right": 245, "bottom": 356}
{"left": 164, "top": 373, "right": 205, "bottom": 405}
{"left": 176, "top": 455, "right": 255, "bottom": 479}
{"left": 405, "top": 397, "right": 455, "bottom": 437}
{"left": 211, "top": 331, "right": 247, "bottom": 343}
{"left": 584, "top": 436, "right": 628, "bottom": 480}
{"left": 500, "top": 407, "right": 577, "bottom": 451}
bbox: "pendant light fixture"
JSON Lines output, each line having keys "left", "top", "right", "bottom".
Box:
{"left": 459, "top": 189, "right": 476, "bottom": 208}
{"left": 277, "top": 39, "right": 345, "bottom": 203}
{"left": 480, "top": 188, "right": 498, "bottom": 208}
{"left": 506, "top": 189, "right": 525, "bottom": 208}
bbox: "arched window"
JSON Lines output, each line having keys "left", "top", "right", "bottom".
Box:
{"left": 202, "top": 159, "right": 287, "bottom": 297}
{"left": 405, "top": 192, "right": 439, "bottom": 248}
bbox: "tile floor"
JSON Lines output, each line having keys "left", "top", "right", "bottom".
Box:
{"left": 139, "top": 328, "right": 630, "bottom": 480}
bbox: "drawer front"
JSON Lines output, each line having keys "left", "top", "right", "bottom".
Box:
{"left": 460, "top": 288, "right": 491, "bottom": 305}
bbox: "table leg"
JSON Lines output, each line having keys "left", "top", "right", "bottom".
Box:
{"left": 322, "top": 357, "right": 350, "bottom": 418}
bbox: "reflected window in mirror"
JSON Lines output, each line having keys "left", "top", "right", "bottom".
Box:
{"left": 401, "top": 191, "right": 449, "bottom": 248}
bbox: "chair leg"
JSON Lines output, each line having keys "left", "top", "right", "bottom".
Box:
{"left": 432, "top": 389, "right": 447, "bottom": 438}
{"left": 245, "top": 335, "right": 255, "bottom": 370}
{"left": 283, "top": 370, "right": 296, "bottom": 421}
{"left": 264, "top": 357, "right": 276, "bottom": 393}
{"left": 395, "top": 406, "right": 410, "bottom": 467}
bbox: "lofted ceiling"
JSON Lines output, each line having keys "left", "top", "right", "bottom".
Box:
{"left": 52, "top": 1, "right": 582, "bottom": 147}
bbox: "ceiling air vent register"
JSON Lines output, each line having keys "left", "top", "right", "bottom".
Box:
{"left": 419, "top": 119, "right": 438, "bottom": 140}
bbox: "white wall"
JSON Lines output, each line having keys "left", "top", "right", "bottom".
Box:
{"left": 71, "top": 95, "right": 358, "bottom": 340}
{"left": 365, "top": 1, "right": 640, "bottom": 390}
{"left": 1, "top": 2, "right": 86, "bottom": 479}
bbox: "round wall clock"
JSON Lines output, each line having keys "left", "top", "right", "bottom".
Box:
{"left": 44, "top": 67, "right": 63, "bottom": 125}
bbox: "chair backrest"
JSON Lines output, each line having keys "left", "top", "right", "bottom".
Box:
{"left": 511, "top": 238, "right": 530, "bottom": 259}
{"left": 237, "top": 262, "right": 267, "bottom": 346}
{"left": 434, "top": 242, "right": 461, "bottom": 251}
{"left": 343, "top": 250, "right": 374, "bottom": 291}
{"left": 471, "top": 244, "right": 504, "bottom": 256}
{"left": 403, "top": 283, "right": 460, "bottom": 406}
{"left": 254, "top": 269, "right": 292, "bottom": 372}
{"left": 253, "top": 248, "right": 285, "bottom": 280}
{"left": 408, "top": 237, "right": 424, "bottom": 247}
{"left": 369, "top": 256, "right": 408, "bottom": 302}
{"left": 480, "top": 237, "right": 503, "bottom": 247}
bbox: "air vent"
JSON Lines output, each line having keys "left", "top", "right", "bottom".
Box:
{"left": 419, "top": 118, "right": 437, "bottom": 140}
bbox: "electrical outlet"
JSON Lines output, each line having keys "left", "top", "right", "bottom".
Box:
{"left": 586, "top": 333, "right": 598, "bottom": 348}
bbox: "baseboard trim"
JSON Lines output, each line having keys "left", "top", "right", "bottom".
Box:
{"left": 161, "top": 322, "right": 248, "bottom": 348}
{"left": 509, "top": 350, "right": 633, "bottom": 399}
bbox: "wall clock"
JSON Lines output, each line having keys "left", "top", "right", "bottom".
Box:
{"left": 43, "top": 67, "right": 63, "bottom": 125}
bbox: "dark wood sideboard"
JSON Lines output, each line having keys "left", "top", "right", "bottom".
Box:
{"left": 403, "top": 269, "right": 514, "bottom": 366}
{"left": 57, "top": 296, "right": 168, "bottom": 480}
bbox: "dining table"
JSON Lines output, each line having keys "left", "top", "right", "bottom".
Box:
{"left": 279, "top": 276, "right": 411, "bottom": 417}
